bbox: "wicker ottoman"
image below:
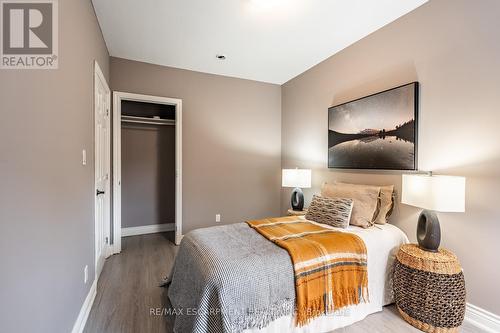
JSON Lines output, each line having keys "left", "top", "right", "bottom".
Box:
{"left": 393, "top": 244, "right": 466, "bottom": 333}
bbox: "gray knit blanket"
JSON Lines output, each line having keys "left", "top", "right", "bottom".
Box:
{"left": 167, "top": 223, "right": 295, "bottom": 333}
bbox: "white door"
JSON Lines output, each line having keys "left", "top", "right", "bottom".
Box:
{"left": 94, "top": 62, "right": 111, "bottom": 280}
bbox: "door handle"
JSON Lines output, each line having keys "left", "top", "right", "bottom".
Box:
{"left": 96, "top": 189, "right": 105, "bottom": 196}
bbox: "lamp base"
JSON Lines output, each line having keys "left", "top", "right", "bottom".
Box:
{"left": 291, "top": 187, "right": 304, "bottom": 211}
{"left": 417, "top": 209, "right": 441, "bottom": 252}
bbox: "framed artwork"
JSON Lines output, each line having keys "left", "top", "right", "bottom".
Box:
{"left": 328, "top": 82, "right": 419, "bottom": 170}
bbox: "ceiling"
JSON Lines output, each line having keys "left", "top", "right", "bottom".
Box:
{"left": 93, "top": 0, "right": 428, "bottom": 84}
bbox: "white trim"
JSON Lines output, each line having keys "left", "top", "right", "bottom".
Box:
{"left": 113, "top": 92, "right": 183, "bottom": 253}
{"left": 175, "top": 98, "right": 183, "bottom": 245}
{"left": 112, "top": 92, "right": 121, "bottom": 254}
{"left": 177, "top": 234, "right": 184, "bottom": 243}
{"left": 122, "top": 223, "right": 176, "bottom": 237}
{"left": 71, "top": 279, "right": 97, "bottom": 333}
{"left": 465, "top": 303, "right": 500, "bottom": 333}
{"left": 112, "top": 92, "right": 122, "bottom": 254}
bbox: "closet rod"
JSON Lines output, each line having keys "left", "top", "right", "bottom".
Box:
{"left": 121, "top": 115, "right": 175, "bottom": 126}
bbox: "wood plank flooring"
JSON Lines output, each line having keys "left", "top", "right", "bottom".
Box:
{"left": 84, "top": 232, "right": 483, "bottom": 333}
{"left": 84, "top": 233, "right": 178, "bottom": 333}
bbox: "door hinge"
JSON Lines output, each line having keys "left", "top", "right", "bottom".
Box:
{"left": 106, "top": 109, "right": 109, "bottom": 117}
{"left": 105, "top": 236, "right": 109, "bottom": 244}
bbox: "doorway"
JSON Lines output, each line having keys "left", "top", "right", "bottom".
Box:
{"left": 94, "top": 61, "right": 111, "bottom": 280}
{"left": 112, "top": 92, "right": 183, "bottom": 253}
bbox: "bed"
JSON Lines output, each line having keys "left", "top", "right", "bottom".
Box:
{"left": 167, "top": 216, "right": 409, "bottom": 333}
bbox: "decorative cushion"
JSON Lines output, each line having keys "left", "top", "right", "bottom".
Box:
{"left": 336, "top": 182, "right": 395, "bottom": 225}
{"left": 374, "top": 185, "right": 395, "bottom": 225}
{"left": 321, "top": 182, "right": 380, "bottom": 228}
{"left": 305, "top": 195, "right": 353, "bottom": 229}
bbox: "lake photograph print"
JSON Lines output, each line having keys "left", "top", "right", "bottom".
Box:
{"left": 328, "top": 82, "right": 418, "bottom": 170}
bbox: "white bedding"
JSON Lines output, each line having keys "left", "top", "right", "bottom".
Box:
{"left": 243, "top": 220, "right": 409, "bottom": 333}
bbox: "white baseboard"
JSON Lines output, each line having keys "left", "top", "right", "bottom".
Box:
{"left": 465, "top": 303, "right": 500, "bottom": 333}
{"left": 71, "top": 278, "right": 97, "bottom": 333}
{"left": 122, "top": 223, "right": 175, "bottom": 237}
{"left": 175, "top": 233, "right": 184, "bottom": 245}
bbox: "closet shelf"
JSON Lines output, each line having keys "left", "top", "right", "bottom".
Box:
{"left": 121, "top": 115, "right": 175, "bottom": 126}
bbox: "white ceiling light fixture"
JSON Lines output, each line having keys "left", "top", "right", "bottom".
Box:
{"left": 248, "top": 0, "right": 287, "bottom": 11}
{"left": 246, "top": 0, "right": 303, "bottom": 21}
{"left": 93, "top": 0, "right": 428, "bottom": 84}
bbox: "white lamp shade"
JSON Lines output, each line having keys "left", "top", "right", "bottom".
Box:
{"left": 282, "top": 169, "right": 311, "bottom": 188}
{"left": 401, "top": 174, "right": 466, "bottom": 212}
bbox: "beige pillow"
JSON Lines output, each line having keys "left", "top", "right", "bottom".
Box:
{"left": 334, "top": 182, "right": 395, "bottom": 225}
{"left": 321, "top": 182, "right": 381, "bottom": 228}
{"left": 373, "top": 185, "right": 395, "bottom": 225}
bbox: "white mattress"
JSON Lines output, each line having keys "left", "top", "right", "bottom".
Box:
{"left": 243, "top": 221, "right": 409, "bottom": 333}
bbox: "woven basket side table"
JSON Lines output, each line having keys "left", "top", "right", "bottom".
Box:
{"left": 393, "top": 244, "right": 466, "bottom": 333}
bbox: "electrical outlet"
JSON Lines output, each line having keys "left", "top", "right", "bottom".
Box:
{"left": 84, "top": 265, "right": 88, "bottom": 284}
{"left": 215, "top": 214, "right": 221, "bottom": 223}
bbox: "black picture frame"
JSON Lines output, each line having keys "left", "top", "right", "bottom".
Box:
{"left": 328, "top": 82, "right": 419, "bottom": 170}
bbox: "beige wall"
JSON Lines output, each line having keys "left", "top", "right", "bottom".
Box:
{"left": 0, "top": 1, "right": 110, "bottom": 332}
{"left": 281, "top": 0, "right": 500, "bottom": 314}
{"left": 111, "top": 57, "right": 282, "bottom": 233}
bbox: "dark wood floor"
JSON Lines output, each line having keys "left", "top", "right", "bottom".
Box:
{"left": 84, "top": 232, "right": 482, "bottom": 333}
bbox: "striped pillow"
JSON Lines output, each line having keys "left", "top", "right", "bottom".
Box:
{"left": 305, "top": 195, "right": 353, "bottom": 228}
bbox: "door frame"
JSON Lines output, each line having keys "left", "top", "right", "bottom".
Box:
{"left": 94, "top": 60, "right": 112, "bottom": 279}
{"left": 112, "top": 91, "right": 183, "bottom": 252}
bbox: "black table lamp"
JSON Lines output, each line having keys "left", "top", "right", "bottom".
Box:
{"left": 401, "top": 173, "right": 466, "bottom": 252}
{"left": 282, "top": 168, "right": 311, "bottom": 211}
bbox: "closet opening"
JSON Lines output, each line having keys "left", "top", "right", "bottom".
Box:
{"left": 112, "top": 92, "right": 183, "bottom": 253}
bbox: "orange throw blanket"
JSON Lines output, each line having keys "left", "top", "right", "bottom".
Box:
{"left": 247, "top": 216, "right": 369, "bottom": 326}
